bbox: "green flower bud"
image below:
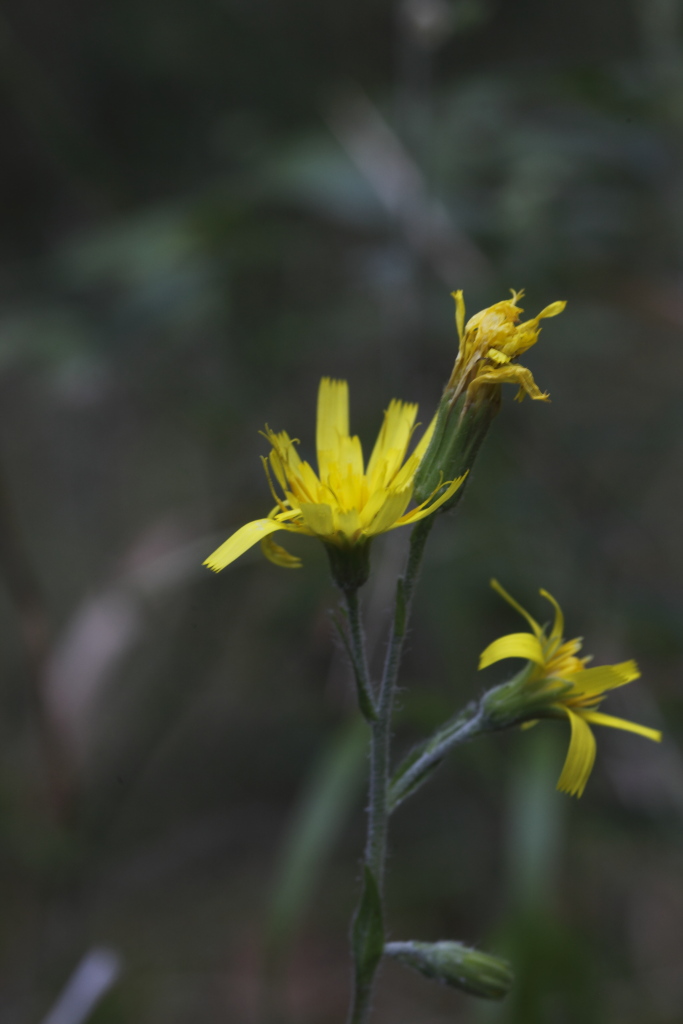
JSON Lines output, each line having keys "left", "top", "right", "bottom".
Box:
{"left": 412, "top": 389, "right": 500, "bottom": 510}
{"left": 385, "top": 941, "right": 513, "bottom": 1000}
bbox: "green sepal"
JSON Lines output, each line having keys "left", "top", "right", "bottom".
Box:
{"left": 481, "top": 665, "right": 573, "bottom": 731}
{"left": 385, "top": 940, "right": 513, "bottom": 1000}
{"left": 325, "top": 541, "right": 372, "bottom": 592}
{"left": 351, "top": 866, "right": 385, "bottom": 996}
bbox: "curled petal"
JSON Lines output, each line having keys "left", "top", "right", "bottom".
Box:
{"left": 556, "top": 708, "right": 597, "bottom": 798}
{"left": 479, "top": 631, "right": 546, "bottom": 670}
{"left": 398, "top": 472, "right": 467, "bottom": 526}
{"left": 469, "top": 365, "right": 549, "bottom": 403}
{"left": 261, "top": 533, "right": 302, "bottom": 569}
{"left": 490, "top": 579, "right": 543, "bottom": 636}
{"left": 539, "top": 587, "right": 564, "bottom": 641}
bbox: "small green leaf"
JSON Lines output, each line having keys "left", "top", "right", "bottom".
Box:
{"left": 351, "top": 866, "right": 384, "bottom": 995}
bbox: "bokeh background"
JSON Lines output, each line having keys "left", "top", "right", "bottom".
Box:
{"left": 0, "top": 1, "right": 682, "bottom": 1021}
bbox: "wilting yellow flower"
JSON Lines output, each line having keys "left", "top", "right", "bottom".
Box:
{"left": 447, "top": 290, "right": 566, "bottom": 406}
{"left": 480, "top": 580, "right": 661, "bottom": 797}
{"left": 204, "top": 378, "right": 464, "bottom": 574}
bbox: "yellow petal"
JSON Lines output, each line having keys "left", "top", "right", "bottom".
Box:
{"left": 581, "top": 710, "right": 661, "bottom": 743}
{"left": 536, "top": 299, "right": 566, "bottom": 320}
{"left": 565, "top": 660, "right": 640, "bottom": 696}
{"left": 299, "top": 502, "right": 335, "bottom": 537}
{"left": 365, "top": 487, "right": 414, "bottom": 536}
{"left": 452, "top": 289, "right": 466, "bottom": 341}
{"left": 490, "top": 579, "right": 543, "bottom": 637}
{"left": 260, "top": 533, "right": 302, "bottom": 569}
{"left": 398, "top": 472, "right": 467, "bottom": 525}
{"left": 366, "top": 399, "right": 418, "bottom": 486}
{"left": 204, "top": 518, "right": 290, "bottom": 572}
{"left": 478, "top": 632, "right": 546, "bottom": 670}
{"left": 556, "top": 708, "right": 596, "bottom": 798}
{"left": 469, "top": 365, "right": 548, "bottom": 402}
{"left": 539, "top": 588, "right": 564, "bottom": 641}
{"left": 317, "top": 378, "right": 349, "bottom": 476}
{"left": 334, "top": 507, "right": 361, "bottom": 540}
{"left": 410, "top": 411, "right": 438, "bottom": 464}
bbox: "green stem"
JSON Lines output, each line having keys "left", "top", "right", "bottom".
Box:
{"left": 347, "top": 517, "right": 435, "bottom": 1024}
{"left": 388, "top": 706, "right": 485, "bottom": 812}
{"left": 343, "top": 589, "right": 378, "bottom": 721}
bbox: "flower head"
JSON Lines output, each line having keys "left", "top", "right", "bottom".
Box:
{"left": 447, "top": 290, "right": 566, "bottom": 407}
{"left": 480, "top": 580, "right": 661, "bottom": 797}
{"left": 204, "top": 378, "right": 464, "bottom": 576}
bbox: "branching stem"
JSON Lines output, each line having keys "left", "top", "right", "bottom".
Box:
{"left": 346, "top": 517, "right": 434, "bottom": 1024}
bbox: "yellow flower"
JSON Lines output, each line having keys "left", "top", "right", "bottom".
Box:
{"left": 480, "top": 580, "right": 662, "bottom": 797}
{"left": 204, "top": 378, "right": 465, "bottom": 574}
{"left": 447, "top": 290, "right": 566, "bottom": 406}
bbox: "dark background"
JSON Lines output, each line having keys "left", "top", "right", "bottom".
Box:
{"left": 0, "top": 1, "right": 681, "bottom": 1022}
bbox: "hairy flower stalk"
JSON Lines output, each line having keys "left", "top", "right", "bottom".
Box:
{"left": 480, "top": 580, "right": 662, "bottom": 796}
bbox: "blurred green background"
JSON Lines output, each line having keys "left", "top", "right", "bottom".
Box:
{"left": 0, "top": 0, "right": 681, "bottom": 1021}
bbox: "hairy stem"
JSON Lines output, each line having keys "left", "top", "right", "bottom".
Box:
{"left": 347, "top": 517, "right": 434, "bottom": 1024}
{"left": 388, "top": 706, "right": 485, "bottom": 812}
{"left": 343, "top": 589, "right": 378, "bottom": 721}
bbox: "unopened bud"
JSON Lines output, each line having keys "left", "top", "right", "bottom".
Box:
{"left": 412, "top": 390, "right": 499, "bottom": 510}
{"left": 385, "top": 940, "right": 513, "bottom": 1000}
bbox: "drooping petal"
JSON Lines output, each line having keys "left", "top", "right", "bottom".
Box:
{"left": 468, "top": 365, "right": 549, "bottom": 402}
{"left": 490, "top": 579, "right": 543, "bottom": 637}
{"left": 556, "top": 708, "right": 597, "bottom": 798}
{"left": 479, "top": 631, "right": 546, "bottom": 670}
{"left": 261, "top": 533, "right": 302, "bottom": 568}
{"left": 565, "top": 660, "right": 640, "bottom": 696}
{"left": 539, "top": 588, "right": 564, "bottom": 641}
{"left": 204, "top": 518, "right": 292, "bottom": 572}
{"left": 581, "top": 710, "right": 661, "bottom": 743}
